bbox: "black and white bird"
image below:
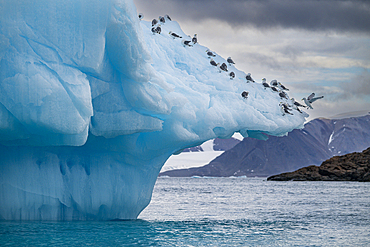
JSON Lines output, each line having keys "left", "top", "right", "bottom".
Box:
{"left": 242, "top": 91, "right": 249, "bottom": 99}
{"left": 291, "top": 98, "right": 306, "bottom": 108}
{"left": 229, "top": 71, "right": 235, "bottom": 79}
{"left": 261, "top": 78, "right": 270, "bottom": 89}
{"left": 280, "top": 103, "right": 293, "bottom": 116}
{"left": 152, "top": 19, "right": 158, "bottom": 26}
{"left": 302, "top": 93, "right": 324, "bottom": 109}
{"left": 151, "top": 25, "right": 161, "bottom": 34}
{"left": 169, "top": 31, "right": 182, "bottom": 39}
{"left": 219, "top": 63, "right": 228, "bottom": 72}
{"left": 192, "top": 34, "right": 197, "bottom": 45}
{"left": 181, "top": 39, "right": 193, "bottom": 47}
{"left": 227, "top": 57, "right": 235, "bottom": 66}
{"left": 271, "top": 86, "right": 278, "bottom": 92}
{"left": 164, "top": 14, "right": 172, "bottom": 21}
{"left": 138, "top": 13, "right": 144, "bottom": 20}
{"left": 277, "top": 82, "right": 289, "bottom": 91}
{"left": 290, "top": 102, "right": 303, "bottom": 113}
{"left": 279, "top": 90, "right": 288, "bottom": 99}
{"left": 210, "top": 58, "right": 219, "bottom": 67}
{"left": 206, "top": 49, "right": 216, "bottom": 58}
{"left": 246, "top": 73, "right": 255, "bottom": 83}
{"left": 270, "top": 79, "right": 278, "bottom": 87}
{"left": 280, "top": 102, "right": 291, "bottom": 110}
{"left": 159, "top": 16, "right": 165, "bottom": 24}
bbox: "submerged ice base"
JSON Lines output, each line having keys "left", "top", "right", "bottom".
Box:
{"left": 0, "top": 137, "right": 166, "bottom": 220}
{"left": 0, "top": 0, "right": 306, "bottom": 220}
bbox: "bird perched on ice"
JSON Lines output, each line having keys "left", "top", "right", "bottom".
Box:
{"left": 181, "top": 39, "right": 193, "bottom": 47}
{"left": 152, "top": 19, "right": 158, "bottom": 26}
{"left": 288, "top": 99, "right": 305, "bottom": 113}
{"left": 209, "top": 58, "right": 219, "bottom": 67}
{"left": 159, "top": 16, "right": 166, "bottom": 24}
{"left": 192, "top": 34, "right": 197, "bottom": 45}
{"left": 227, "top": 57, "right": 235, "bottom": 66}
{"left": 291, "top": 98, "right": 306, "bottom": 109}
{"left": 219, "top": 63, "right": 228, "bottom": 72}
{"left": 271, "top": 86, "right": 278, "bottom": 92}
{"left": 158, "top": 16, "right": 166, "bottom": 24}
{"left": 261, "top": 78, "right": 270, "bottom": 89}
{"left": 138, "top": 13, "right": 144, "bottom": 20}
{"left": 206, "top": 50, "right": 216, "bottom": 58}
{"left": 151, "top": 25, "right": 161, "bottom": 35}
{"left": 151, "top": 26, "right": 157, "bottom": 34}
{"left": 229, "top": 71, "right": 235, "bottom": 79}
{"left": 169, "top": 31, "right": 182, "bottom": 39}
{"left": 242, "top": 91, "right": 249, "bottom": 99}
{"left": 164, "top": 14, "right": 172, "bottom": 21}
{"left": 270, "top": 79, "right": 278, "bottom": 87}
{"left": 280, "top": 103, "right": 293, "bottom": 116}
{"left": 279, "top": 90, "right": 288, "bottom": 99}
{"left": 277, "top": 82, "right": 289, "bottom": 91}
{"left": 302, "top": 93, "right": 324, "bottom": 109}
{"left": 246, "top": 73, "right": 255, "bottom": 83}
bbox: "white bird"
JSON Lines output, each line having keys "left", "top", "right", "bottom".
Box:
{"left": 302, "top": 93, "right": 324, "bottom": 109}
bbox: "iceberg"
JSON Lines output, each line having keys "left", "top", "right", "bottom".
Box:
{"left": 0, "top": 0, "right": 307, "bottom": 220}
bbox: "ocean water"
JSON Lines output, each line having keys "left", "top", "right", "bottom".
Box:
{"left": 1, "top": 177, "right": 369, "bottom": 246}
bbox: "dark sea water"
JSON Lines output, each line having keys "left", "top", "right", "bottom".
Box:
{"left": 1, "top": 177, "right": 369, "bottom": 246}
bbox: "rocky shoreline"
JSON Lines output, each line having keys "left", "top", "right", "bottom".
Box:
{"left": 267, "top": 147, "right": 370, "bottom": 182}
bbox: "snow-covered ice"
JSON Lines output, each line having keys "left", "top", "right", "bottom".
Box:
{"left": 0, "top": 0, "right": 307, "bottom": 220}
{"left": 160, "top": 151, "right": 224, "bottom": 173}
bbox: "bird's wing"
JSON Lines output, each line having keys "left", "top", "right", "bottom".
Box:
{"left": 309, "top": 96, "right": 324, "bottom": 103}
{"left": 307, "top": 93, "right": 315, "bottom": 101}
{"left": 303, "top": 99, "right": 313, "bottom": 109}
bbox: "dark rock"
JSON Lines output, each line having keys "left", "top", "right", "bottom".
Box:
{"left": 267, "top": 147, "right": 370, "bottom": 181}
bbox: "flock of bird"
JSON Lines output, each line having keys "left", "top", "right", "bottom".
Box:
{"left": 139, "top": 13, "right": 324, "bottom": 116}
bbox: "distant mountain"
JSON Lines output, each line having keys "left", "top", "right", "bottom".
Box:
{"left": 267, "top": 147, "right": 370, "bottom": 181}
{"left": 160, "top": 137, "right": 241, "bottom": 173}
{"left": 182, "top": 138, "right": 241, "bottom": 152}
{"left": 160, "top": 114, "right": 370, "bottom": 177}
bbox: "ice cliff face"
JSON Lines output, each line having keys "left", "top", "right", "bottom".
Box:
{"left": 0, "top": 0, "right": 306, "bottom": 220}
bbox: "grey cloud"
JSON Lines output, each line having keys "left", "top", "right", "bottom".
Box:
{"left": 242, "top": 52, "right": 283, "bottom": 70}
{"left": 134, "top": 0, "right": 370, "bottom": 33}
{"left": 341, "top": 69, "right": 370, "bottom": 99}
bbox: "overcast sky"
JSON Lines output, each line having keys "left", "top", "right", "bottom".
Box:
{"left": 133, "top": 0, "right": 370, "bottom": 120}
